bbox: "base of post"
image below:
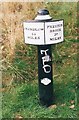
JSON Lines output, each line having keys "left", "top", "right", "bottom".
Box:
{"left": 40, "top": 97, "right": 54, "bottom": 107}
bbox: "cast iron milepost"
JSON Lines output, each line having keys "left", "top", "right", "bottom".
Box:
{"left": 23, "top": 9, "right": 64, "bottom": 107}
{"left": 35, "top": 9, "right": 53, "bottom": 106}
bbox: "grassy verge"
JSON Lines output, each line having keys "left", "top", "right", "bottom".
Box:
{"left": 2, "top": 40, "right": 78, "bottom": 118}
{"left": 2, "top": 78, "right": 78, "bottom": 118}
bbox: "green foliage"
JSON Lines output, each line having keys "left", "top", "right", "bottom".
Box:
{"left": 2, "top": 70, "right": 78, "bottom": 118}
{"left": 2, "top": 43, "right": 38, "bottom": 86}
{"left": 45, "top": 2, "right": 77, "bottom": 38}
{"left": 13, "top": 44, "right": 38, "bottom": 82}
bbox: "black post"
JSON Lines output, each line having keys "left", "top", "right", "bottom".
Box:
{"left": 34, "top": 9, "right": 54, "bottom": 107}
{"left": 38, "top": 45, "right": 53, "bottom": 107}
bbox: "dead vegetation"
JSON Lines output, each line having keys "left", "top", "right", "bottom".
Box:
{"left": 1, "top": 2, "right": 44, "bottom": 86}
{"left": 1, "top": 2, "right": 44, "bottom": 59}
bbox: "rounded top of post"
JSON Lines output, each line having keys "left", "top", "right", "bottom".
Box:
{"left": 37, "top": 9, "right": 49, "bottom": 15}
{"left": 35, "top": 9, "right": 52, "bottom": 21}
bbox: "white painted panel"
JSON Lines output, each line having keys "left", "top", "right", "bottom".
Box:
{"left": 45, "top": 20, "right": 64, "bottom": 44}
{"left": 23, "top": 22, "right": 44, "bottom": 45}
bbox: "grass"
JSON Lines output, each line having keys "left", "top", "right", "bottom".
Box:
{"left": 2, "top": 40, "right": 78, "bottom": 119}
{"left": 2, "top": 80, "right": 78, "bottom": 118}
{"left": 2, "top": 79, "right": 78, "bottom": 118}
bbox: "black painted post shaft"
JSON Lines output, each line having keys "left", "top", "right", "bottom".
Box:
{"left": 38, "top": 45, "right": 53, "bottom": 107}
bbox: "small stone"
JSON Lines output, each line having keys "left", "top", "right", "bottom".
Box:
{"left": 69, "top": 104, "right": 75, "bottom": 109}
{"left": 49, "top": 104, "right": 57, "bottom": 109}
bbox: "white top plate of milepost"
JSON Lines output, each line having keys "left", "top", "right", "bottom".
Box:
{"left": 23, "top": 20, "right": 64, "bottom": 45}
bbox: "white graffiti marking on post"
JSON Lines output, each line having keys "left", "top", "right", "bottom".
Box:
{"left": 43, "top": 64, "right": 51, "bottom": 73}
{"left": 41, "top": 49, "right": 51, "bottom": 73}
{"left": 41, "top": 78, "right": 51, "bottom": 85}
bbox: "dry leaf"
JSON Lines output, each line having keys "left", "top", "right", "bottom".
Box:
{"left": 15, "top": 114, "right": 23, "bottom": 119}
{"left": 61, "top": 103, "right": 66, "bottom": 106}
{"left": 0, "top": 88, "right": 6, "bottom": 92}
{"left": 70, "top": 100, "right": 74, "bottom": 104}
{"left": 69, "top": 104, "right": 75, "bottom": 109}
{"left": 68, "top": 55, "right": 71, "bottom": 58}
{"left": 49, "top": 104, "right": 57, "bottom": 109}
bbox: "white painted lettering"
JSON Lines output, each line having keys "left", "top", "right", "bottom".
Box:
{"left": 43, "top": 65, "right": 51, "bottom": 73}
{"left": 41, "top": 49, "right": 51, "bottom": 73}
